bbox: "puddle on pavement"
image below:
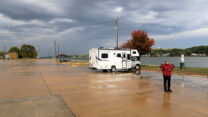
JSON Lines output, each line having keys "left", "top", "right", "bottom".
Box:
{"left": 98, "top": 84, "right": 118, "bottom": 88}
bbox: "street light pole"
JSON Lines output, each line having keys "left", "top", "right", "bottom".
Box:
{"left": 48, "top": 50, "right": 49, "bottom": 58}
{"left": 115, "top": 17, "right": 119, "bottom": 49}
{"left": 54, "top": 40, "right": 57, "bottom": 60}
{"left": 58, "top": 43, "right": 60, "bottom": 56}
{"left": 181, "top": 54, "right": 185, "bottom": 87}
{"left": 37, "top": 45, "right": 40, "bottom": 59}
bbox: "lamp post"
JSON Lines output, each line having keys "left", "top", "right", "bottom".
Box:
{"left": 115, "top": 17, "right": 119, "bottom": 49}
{"left": 180, "top": 54, "right": 185, "bottom": 70}
{"left": 37, "top": 47, "right": 40, "bottom": 59}
{"left": 181, "top": 54, "right": 185, "bottom": 87}
{"left": 54, "top": 40, "right": 57, "bottom": 60}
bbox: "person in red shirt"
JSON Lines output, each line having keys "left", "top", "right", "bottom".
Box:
{"left": 161, "top": 61, "right": 174, "bottom": 92}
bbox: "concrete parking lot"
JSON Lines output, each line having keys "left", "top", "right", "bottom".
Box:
{"left": 0, "top": 59, "right": 208, "bottom": 117}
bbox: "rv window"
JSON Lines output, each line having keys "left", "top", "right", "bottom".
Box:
{"left": 101, "top": 53, "right": 108, "bottom": 58}
{"left": 133, "top": 51, "right": 136, "bottom": 54}
{"left": 127, "top": 54, "right": 131, "bottom": 60}
{"left": 117, "top": 53, "right": 121, "bottom": 57}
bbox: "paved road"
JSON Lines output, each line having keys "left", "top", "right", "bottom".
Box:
{"left": 0, "top": 59, "right": 208, "bottom": 117}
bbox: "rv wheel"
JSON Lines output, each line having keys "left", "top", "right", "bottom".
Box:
{"left": 135, "top": 65, "right": 140, "bottom": 70}
{"left": 111, "top": 66, "right": 116, "bottom": 72}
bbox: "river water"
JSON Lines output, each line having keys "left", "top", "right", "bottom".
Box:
{"left": 140, "top": 57, "right": 208, "bottom": 68}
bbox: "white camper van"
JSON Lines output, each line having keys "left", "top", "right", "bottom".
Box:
{"left": 89, "top": 48, "right": 141, "bottom": 72}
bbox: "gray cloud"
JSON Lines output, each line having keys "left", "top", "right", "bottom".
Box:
{"left": 0, "top": 0, "right": 208, "bottom": 56}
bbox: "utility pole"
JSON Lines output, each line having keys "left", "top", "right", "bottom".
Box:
{"left": 115, "top": 17, "right": 119, "bottom": 49}
{"left": 58, "top": 43, "right": 60, "bottom": 56}
{"left": 37, "top": 45, "right": 40, "bottom": 58}
{"left": 48, "top": 50, "right": 50, "bottom": 58}
{"left": 54, "top": 40, "right": 57, "bottom": 60}
{"left": 3, "top": 46, "right": 7, "bottom": 58}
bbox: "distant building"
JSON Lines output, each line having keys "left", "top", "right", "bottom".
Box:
{"left": 191, "top": 53, "right": 206, "bottom": 56}
{"left": 0, "top": 53, "right": 4, "bottom": 59}
{"left": 199, "top": 54, "right": 206, "bottom": 56}
{"left": 58, "top": 54, "right": 68, "bottom": 58}
{"left": 162, "top": 53, "right": 170, "bottom": 56}
{"left": 191, "top": 53, "right": 198, "bottom": 56}
{"left": 9, "top": 53, "right": 18, "bottom": 59}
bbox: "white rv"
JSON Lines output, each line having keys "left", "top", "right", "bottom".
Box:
{"left": 89, "top": 48, "right": 141, "bottom": 72}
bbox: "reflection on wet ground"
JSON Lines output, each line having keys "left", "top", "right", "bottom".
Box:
{"left": 0, "top": 59, "right": 208, "bottom": 117}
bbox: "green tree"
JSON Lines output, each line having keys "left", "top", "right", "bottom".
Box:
{"left": 185, "top": 45, "right": 208, "bottom": 55}
{"left": 21, "top": 44, "right": 37, "bottom": 58}
{"left": 0, "top": 51, "right": 4, "bottom": 57}
{"left": 169, "top": 48, "right": 184, "bottom": 56}
{"left": 150, "top": 45, "right": 208, "bottom": 57}
{"left": 9, "top": 46, "right": 21, "bottom": 57}
{"left": 185, "top": 49, "right": 192, "bottom": 55}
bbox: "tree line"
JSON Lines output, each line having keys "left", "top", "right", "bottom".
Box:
{"left": 150, "top": 45, "right": 208, "bottom": 57}
{"left": 120, "top": 29, "right": 208, "bottom": 57}
{"left": 2, "top": 44, "right": 37, "bottom": 58}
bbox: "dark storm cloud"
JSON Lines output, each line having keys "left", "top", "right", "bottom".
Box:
{"left": 0, "top": 0, "right": 208, "bottom": 56}
{"left": 0, "top": 0, "right": 59, "bottom": 21}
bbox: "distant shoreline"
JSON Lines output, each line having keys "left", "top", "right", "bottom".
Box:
{"left": 141, "top": 56, "right": 208, "bottom": 57}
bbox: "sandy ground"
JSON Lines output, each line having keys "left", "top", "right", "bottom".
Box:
{"left": 0, "top": 59, "right": 208, "bottom": 117}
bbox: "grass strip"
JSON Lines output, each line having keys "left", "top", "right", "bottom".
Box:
{"left": 141, "top": 65, "right": 208, "bottom": 76}
{"left": 69, "top": 60, "right": 88, "bottom": 65}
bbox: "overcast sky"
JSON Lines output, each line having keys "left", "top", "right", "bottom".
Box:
{"left": 0, "top": 0, "right": 208, "bottom": 57}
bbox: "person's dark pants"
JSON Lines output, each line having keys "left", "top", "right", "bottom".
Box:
{"left": 163, "top": 75, "right": 171, "bottom": 91}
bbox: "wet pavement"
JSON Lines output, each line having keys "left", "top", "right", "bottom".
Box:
{"left": 0, "top": 59, "right": 208, "bottom": 117}
{"left": 0, "top": 95, "right": 75, "bottom": 117}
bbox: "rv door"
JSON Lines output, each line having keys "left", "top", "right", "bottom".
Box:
{"left": 122, "top": 52, "right": 127, "bottom": 68}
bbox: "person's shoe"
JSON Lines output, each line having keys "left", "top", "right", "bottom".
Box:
{"left": 168, "top": 89, "right": 172, "bottom": 92}
{"left": 164, "top": 89, "right": 168, "bottom": 92}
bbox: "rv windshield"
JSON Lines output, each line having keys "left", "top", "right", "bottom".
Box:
{"left": 131, "top": 57, "right": 139, "bottom": 61}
